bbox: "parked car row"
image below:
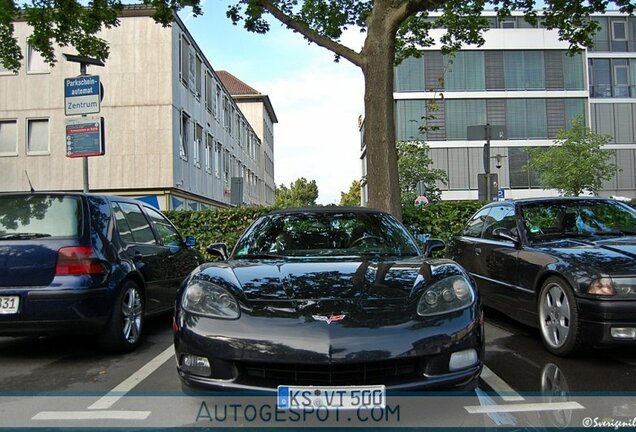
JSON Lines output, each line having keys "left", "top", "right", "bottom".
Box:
{"left": 1, "top": 192, "right": 634, "bottom": 395}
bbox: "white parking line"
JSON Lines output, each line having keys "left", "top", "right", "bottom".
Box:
{"left": 480, "top": 365, "right": 525, "bottom": 401}
{"left": 465, "top": 401, "right": 585, "bottom": 414}
{"left": 87, "top": 345, "right": 175, "bottom": 410}
{"left": 33, "top": 411, "right": 151, "bottom": 420}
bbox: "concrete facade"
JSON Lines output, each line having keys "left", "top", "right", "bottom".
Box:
{"left": 0, "top": 7, "right": 276, "bottom": 210}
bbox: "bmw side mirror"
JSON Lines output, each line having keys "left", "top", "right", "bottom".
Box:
{"left": 185, "top": 236, "right": 196, "bottom": 248}
{"left": 424, "top": 239, "right": 445, "bottom": 257}
{"left": 492, "top": 227, "right": 518, "bottom": 244}
{"left": 207, "top": 242, "right": 229, "bottom": 260}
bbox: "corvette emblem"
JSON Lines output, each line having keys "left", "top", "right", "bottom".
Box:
{"left": 312, "top": 314, "right": 346, "bottom": 324}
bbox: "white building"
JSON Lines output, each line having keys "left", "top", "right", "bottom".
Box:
{"left": 0, "top": 6, "right": 277, "bottom": 210}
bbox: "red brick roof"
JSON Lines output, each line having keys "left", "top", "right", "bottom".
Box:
{"left": 217, "top": 71, "right": 260, "bottom": 96}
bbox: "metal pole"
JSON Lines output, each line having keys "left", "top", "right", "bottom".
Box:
{"left": 485, "top": 124, "right": 491, "bottom": 201}
{"left": 80, "top": 63, "right": 89, "bottom": 193}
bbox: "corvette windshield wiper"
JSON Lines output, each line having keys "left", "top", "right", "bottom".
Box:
{"left": 0, "top": 233, "right": 52, "bottom": 240}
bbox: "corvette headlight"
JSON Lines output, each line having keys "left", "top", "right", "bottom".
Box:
{"left": 182, "top": 280, "right": 240, "bottom": 319}
{"left": 417, "top": 275, "right": 475, "bottom": 317}
{"left": 587, "top": 277, "right": 636, "bottom": 297}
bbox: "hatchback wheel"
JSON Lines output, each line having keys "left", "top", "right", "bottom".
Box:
{"left": 100, "top": 281, "right": 144, "bottom": 352}
{"left": 538, "top": 276, "right": 583, "bottom": 356}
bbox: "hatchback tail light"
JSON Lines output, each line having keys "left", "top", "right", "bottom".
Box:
{"left": 56, "top": 246, "right": 107, "bottom": 276}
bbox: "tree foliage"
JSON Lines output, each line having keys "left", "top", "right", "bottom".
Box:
{"left": 397, "top": 141, "right": 447, "bottom": 205}
{"left": 339, "top": 180, "right": 361, "bottom": 206}
{"left": 2, "top": 0, "right": 632, "bottom": 217}
{"left": 527, "top": 116, "right": 616, "bottom": 197}
{"left": 275, "top": 177, "right": 319, "bottom": 208}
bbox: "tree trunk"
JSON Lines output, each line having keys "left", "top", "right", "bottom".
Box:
{"left": 361, "top": 13, "right": 402, "bottom": 220}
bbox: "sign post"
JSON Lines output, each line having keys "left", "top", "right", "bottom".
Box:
{"left": 467, "top": 124, "right": 506, "bottom": 201}
{"left": 63, "top": 54, "right": 105, "bottom": 193}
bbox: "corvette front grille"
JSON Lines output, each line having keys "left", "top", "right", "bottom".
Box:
{"left": 239, "top": 357, "right": 421, "bottom": 386}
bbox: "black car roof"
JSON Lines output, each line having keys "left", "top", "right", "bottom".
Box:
{"left": 481, "top": 196, "right": 616, "bottom": 208}
{"left": 265, "top": 206, "right": 389, "bottom": 216}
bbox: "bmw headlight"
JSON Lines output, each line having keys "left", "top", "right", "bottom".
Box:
{"left": 182, "top": 280, "right": 240, "bottom": 319}
{"left": 417, "top": 275, "right": 475, "bottom": 317}
{"left": 587, "top": 277, "right": 636, "bottom": 297}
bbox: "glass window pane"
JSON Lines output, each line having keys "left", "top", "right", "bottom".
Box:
{"left": 444, "top": 53, "right": 465, "bottom": 90}
{"left": 506, "top": 99, "right": 527, "bottom": 139}
{"left": 509, "top": 147, "right": 529, "bottom": 188}
{"left": 145, "top": 207, "right": 181, "bottom": 245}
{"left": 592, "top": 59, "right": 611, "bottom": 97}
{"left": 563, "top": 52, "right": 584, "bottom": 90}
{"left": 565, "top": 99, "right": 585, "bottom": 128}
{"left": 464, "top": 51, "right": 485, "bottom": 90}
{"left": 395, "top": 56, "right": 425, "bottom": 92}
{"left": 592, "top": 17, "right": 609, "bottom": 51}
{"left": 524, "top": 52, "right": 545, "bottom": 89}
{"left": 27, "top": 119, "right": 48, "bottom": 153}
{"left": 527, "top": 99, "right": 547, "bottom": 138}
{"left": 504, "top": 51, "right": 524, "bottom": 89}
{"left": 27, "top": 45, "right": 48, "bottom": 73}
{"left": 116, "top": 202, "right": 156, "bottom": 244}
{"left": 446, "top": 100, "right": 486, "bottom": 139}
{"left": 0, "top": 120, "right": 17, "bottom": 154}
{"left": 396, "top": 100, "right": 426, "bottom": 141}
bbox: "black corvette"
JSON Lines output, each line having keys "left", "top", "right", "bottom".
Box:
{"left": 448, "top": 197, "right": 636, "bottom": 356}
{"left": 174, "top": 207, "right": 483, "bottom": 393}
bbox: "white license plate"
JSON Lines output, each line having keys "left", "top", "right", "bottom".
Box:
{"left": 277, "top": 385, "right": 385, "bottom": 410}
{"left": 0, "top": 296, "right": 19, "bottom": 314}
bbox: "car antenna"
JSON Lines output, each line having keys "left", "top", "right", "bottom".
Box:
{"left": 25, "top": 170, "right": 35, "bottom": 192}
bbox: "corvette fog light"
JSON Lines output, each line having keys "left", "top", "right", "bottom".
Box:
{"left": 611, "top": 327, "right": 636, "bottom": 339}
{"left": 448, "top": 349, "right": 478, "bottom": 371}
{"left": 181, "top": 354, "right": 212, "bottom": 376}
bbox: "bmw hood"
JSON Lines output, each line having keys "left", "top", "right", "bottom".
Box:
{"left": 536, "top": 236, "right": 636, "bottom": 274}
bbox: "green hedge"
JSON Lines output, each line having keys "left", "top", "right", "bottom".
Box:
{"left": 167, "top": 199, "right": 634, "bottom": 259}
{"left": 166, "top": 202, "right": 486, "bottom": 259}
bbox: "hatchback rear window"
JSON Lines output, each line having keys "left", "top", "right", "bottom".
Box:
{"left": 0, "top": 195, "right": 81, "bottom": 238}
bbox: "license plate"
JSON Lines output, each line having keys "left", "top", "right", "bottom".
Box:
{"left": 0, "top": 296, "right": 19, "bottom": 314}
{"left": 277, "top": 385, "right": 385, "bottom": 410}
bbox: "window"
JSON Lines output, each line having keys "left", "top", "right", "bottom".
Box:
{"left": 205, "top": 73, "right": 213, "bottom": 113}
{"left": 565, "top": 99, "right": 585, "bottom": 128}
{"left": 613, "top": 61, "right": 630, "bottom": 97}
{"left": 0, "top": 120, "right": 17, "bottom": 155}
{"left": 205, "top": 133, "right": 213, "bottom": 173}
{"left": 444, "top": 52, "right": 485, "bottom": 91}
{"left": 509, "top": 147, "right": 542, "bottom": 189}
{"left": 223, "top": 97, "right": 230, "bottom": 129}
{"left": 394, "top": 56, "right": 425, "bottom": 92}
{"left": 504, "top": 51, "right": 545, "bottom": 90}
{"left": 215, "top": 142, "right": 221, "bottom": 177}
{"left": 500, "top": 19, "right": 516, "bottom": 28}
{"left": 180, "top": 35, "right": 190, "bottom": 86}
{"left": 506, "top": 99, "right": 547, "bottom": 139}
{"left": 180, "top": 111, "right": 190, "bottom": 160}
{"left": 482, "top": 206, "right": 517, "bottom": 240}
{"left": 229, "top": 107, "right": 234, "bottom": 135}
{"left": 461, "top": 208, "right": 492, "bottom": 238}
{"left": 195, "top": 56, "right": 202, "bottom": 97}
{"left": 188, "top": 50, "right": 196, "bottom": 91}
{"left": 144, "top": 207, "right": 181, "bottom": 246}
{"left": 612, "top": 21, "right": 627, "bottom": 41}
{"left": 194, "top": 123, "right": 203, "bottom": 167}
{"left": 445, "top": 99, "right": 486, "bottom": 139}
{"left": 563, "top": 52, "right": 584, "bottom": 90}
{"left": 590, "top": 59, "right": 611, "bottom": 97}
{"left": 215, "top": 85, "right": 221, "bottom": 119}
{"left": 27, "top": 119, "right": 49, "bottom": 154}
{"left": 223, "top": 148, "right": 230, "bottom": 182}
{"left": 112, "top": 202, "right": 157, "bottom": 245}
{"left": 396, "top": 100, "right": 426, "bottom": 141}
{"left": 27, "top": 44, "right": 48, "bottom": 73}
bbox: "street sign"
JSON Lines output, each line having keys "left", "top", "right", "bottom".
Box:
{"left": 498, "top": 188, "right": 505, "bottom": 199}
{"left": 467, "top": 124, "right": 506, "bottom": 140}
{"left": 64, "top": 75, "right": 101, "bottom": 116}
{"left": 65, "top": 116, "right": 104, "bottom": 158}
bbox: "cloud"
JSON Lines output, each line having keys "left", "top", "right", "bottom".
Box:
{"left": 254, "top": 60, "right": 364, "bottom": 204}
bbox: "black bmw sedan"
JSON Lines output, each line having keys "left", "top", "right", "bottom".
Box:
{"left": 448, "top": 197, "right": 636, "bottom": 356}
{"left": 174, "top": 207, "right": 483, "bottom": 395}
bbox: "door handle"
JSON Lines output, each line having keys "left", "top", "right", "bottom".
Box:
{"left": 474, "top": 247, "right": 482, "bottom": 256}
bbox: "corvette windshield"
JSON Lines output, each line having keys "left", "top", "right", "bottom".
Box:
{"left": 233, "top": 211, "right": 420, "bottom": 258}
{"left": 521, "top": 200, "right": 636, "bottom": 241}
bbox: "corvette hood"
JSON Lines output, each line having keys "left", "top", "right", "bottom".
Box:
{"left": 230, "top": 258, "right": 425, "bottom": 301}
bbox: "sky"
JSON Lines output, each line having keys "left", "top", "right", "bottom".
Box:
{"left": 179, "top": 1, "right": 366, "bottom": 205}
